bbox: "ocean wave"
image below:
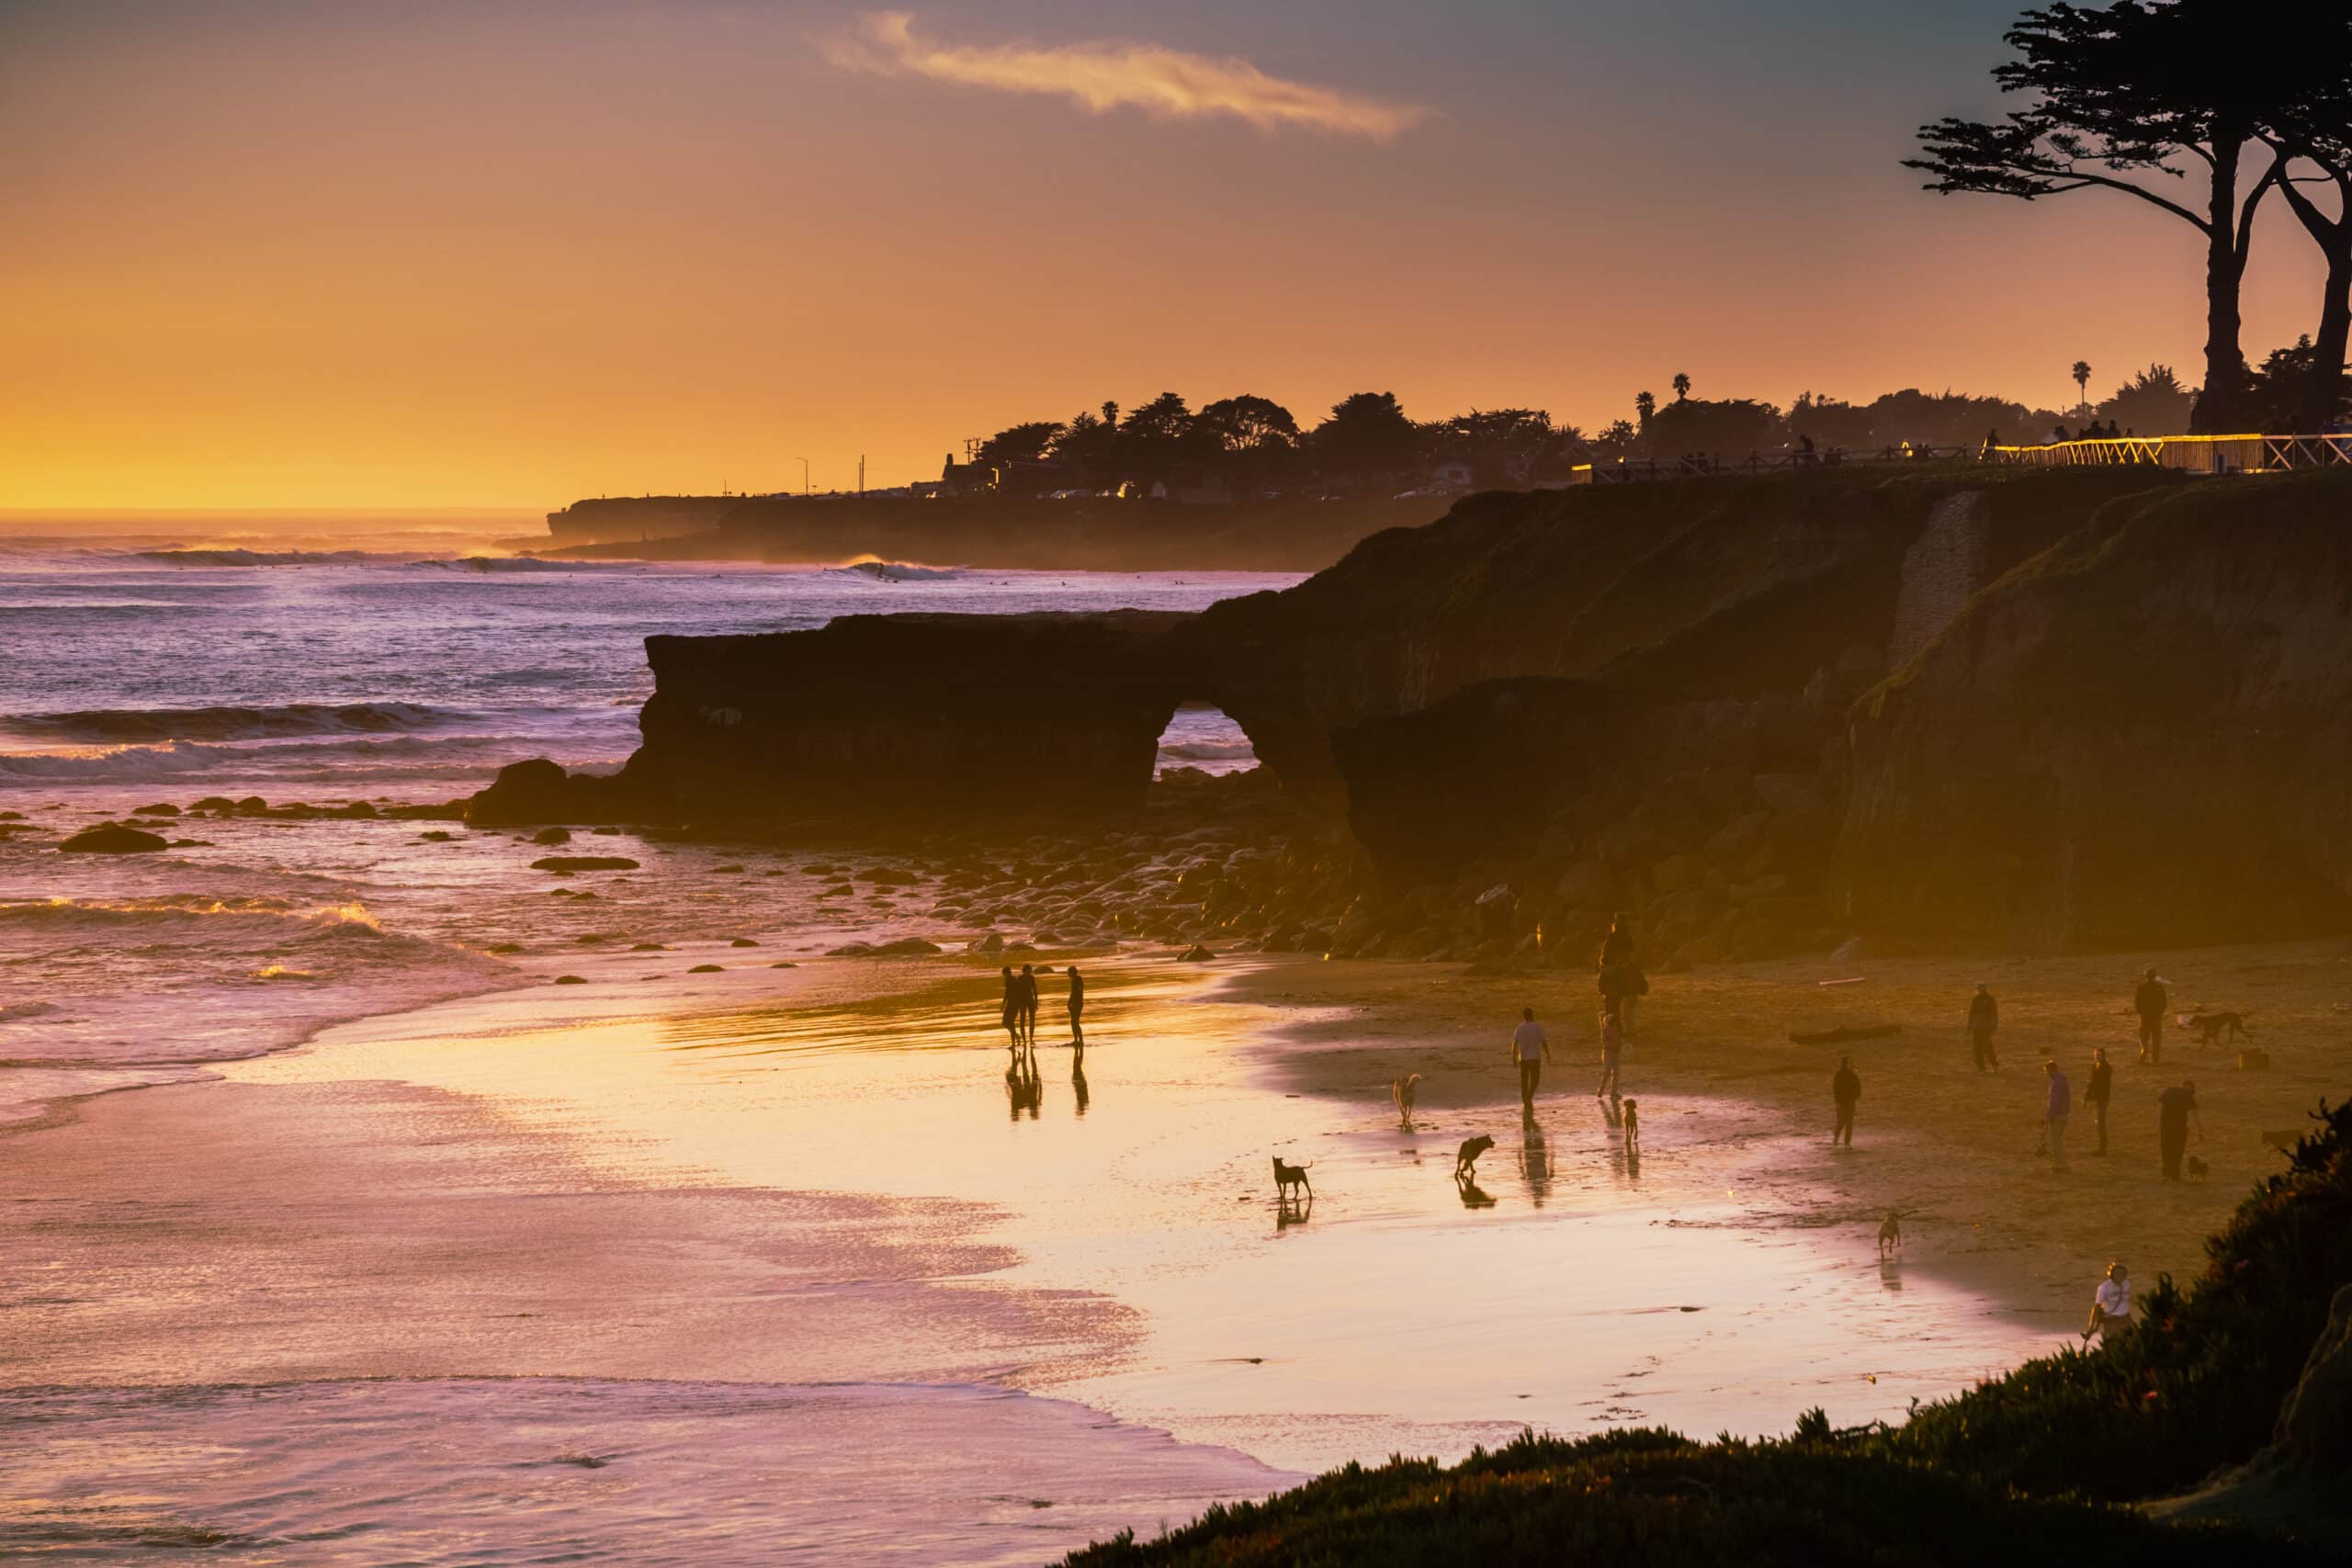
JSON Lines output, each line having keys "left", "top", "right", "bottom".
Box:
{"left": 830, "top": 558, "right": 962, "bottom": 582}
{"left": 132, "top": 547, "right": 396, "bottom": 568}
{"left": 412, "top": 556, "right": 616, "bottom": 573}
{"left": 0, "top": 894, "right": 368, "bottom": 932}
{"left": 1159, "top": 739, "right": 1259, "bottom": 761}
{"left": 7, "top": 701, "right": 468, "bottom": 744}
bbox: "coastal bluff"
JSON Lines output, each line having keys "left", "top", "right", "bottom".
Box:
{"left": 475, "top": 468, "right": 2352, "bottom": 955}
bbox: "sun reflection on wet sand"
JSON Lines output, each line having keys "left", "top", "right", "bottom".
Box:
{"left": 233, "top": 953, "right": 2048, "bottom": 1473}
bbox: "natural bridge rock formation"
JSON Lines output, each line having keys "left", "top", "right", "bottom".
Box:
{"left": 472, "top": 467, "right": 2352, "bottom": 953}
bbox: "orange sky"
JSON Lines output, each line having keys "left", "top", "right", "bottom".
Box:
{"left": 1, "top": 1, "right": 2332, "bottom": 510}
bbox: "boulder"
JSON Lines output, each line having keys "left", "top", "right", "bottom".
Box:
{"left": 531, "top": 827, "right": 572, "bottom": 845}
{"left": 530, "top": 855, "right": 639, "bottom": 872}
{"left": 1179, "top": 943, "right": 1216, "bottom": 961}
{"left": 59, "top": 824, "right": 168, "bottom": 853}
{"left": 131, "top": 802, "right": 181, "bottom": 817}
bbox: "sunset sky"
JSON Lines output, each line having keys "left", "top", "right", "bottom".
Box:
{"left": 2, "top": 0, "right": 2333, "bottom": 510}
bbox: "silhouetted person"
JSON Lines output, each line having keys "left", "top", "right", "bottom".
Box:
{"left": 1599, "top": 914, "right": 1645, "bottom": 1037}
{"left": 2158, "top": 1080, "right": 2202, "bottom": 1181}
{"left": 1512, "top": 1006, "right": 1551, "bottom": 1111}
{"left": 2134, "top": 968, "right": 2168, "bottom": 1065}
{"left": 1983, "top": 425, "right": 2001, "bottom": 456}
{"left": 2041, "top": 1059, "right": 2072, "bottom": 1166}
{"left": 2053, "top": 423, "right": 2072, "bottom": 443}
{"left": 1967, "top": 983, "right": 1999, "bottom": 1072}
{"left": 1832, "top": 1055, "right": 1860, "bottom": 1146}
{"left": 999, "top": 965, "right": 1021, "bottom": 1052}
{"left": 2085, "top": 1047, "right": 2113, "bottom": 1155}
{"left": 1066, "top": 964, "right": 1086, "bottom": 1045}
{"left": 1596, "top": 1009, "right": 1623, "bottom": 1101}
{"left": 1017, "top": 963, "right": 1040, "bottom": 1044}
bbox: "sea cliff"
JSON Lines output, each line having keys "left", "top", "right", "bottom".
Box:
{"left": 478, "top": 467, "right": 2352, "bottom": 955}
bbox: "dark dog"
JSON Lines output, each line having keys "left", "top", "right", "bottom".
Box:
{"left": 1392, "top": 1073, "right": 1422, "bottom": 1124}
{"left": 2188, "top": 1011, "right": 2251, "bottom": 1046}
{"left": 2186, "top": 1155, "right": 2210, "bottom": 1183}
{"left": 1272, "top": 1155, "right": 1314, "bottom": 1201}
{"left": 1877, "top": 1210, "right": 1904, "bottom": 1255}
{"left": 1623, "top": 1099, "right": 1640, "bottom": 1146}
{"left": 1454, "top": 1134, "right": 1495, "bottom": 1179}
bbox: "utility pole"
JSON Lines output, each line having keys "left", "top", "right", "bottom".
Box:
{"left": 857, "top": 454, "right": 865, "bottom": 495}
{"left": 796, "top": 457, "right": 809, "bottom": 496}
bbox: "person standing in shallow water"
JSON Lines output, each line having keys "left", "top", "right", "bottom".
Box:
{"left": 2135, "top": 968, "right": 2168, "bottom": 1066}
{"left": 1967, "top": 984, "right": 1999, "bottom": 1072}
{"left": 1065, "top": 964, "right": 1085, "bottom": 1046}
{"left": 2085, "top": 1047, "right": 2114, "bottom": 1155}
{"left": 1017, "top": 963, "right": 1040, "bottom": 1046}
{"left": 1598, "top": 914, "right": 1645, "bottom": 1039}
{"left": 1512, "top": 1007, "right": 1552, "bottom": 1112}
{"left": 1831, "top": 1055, "right": 1860, "bottom": 1146}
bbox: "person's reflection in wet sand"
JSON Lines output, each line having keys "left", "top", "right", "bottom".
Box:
{"left": 1519, "top": 1119, "right": 1552, "bottom": 1206}
{"left": 1005, "top": 1048, "right": 1043, "bottom": 1120}
{"left": 1070, "top": 1046, "right": 1089, "bottom": 1118}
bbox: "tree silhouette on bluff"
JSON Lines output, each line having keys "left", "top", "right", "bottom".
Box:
{"left": 2073, "top": 359, "right": 2094, "bottom": 417}
{"left": 1908, "top": 1, "right": 2287, "bottom": 431}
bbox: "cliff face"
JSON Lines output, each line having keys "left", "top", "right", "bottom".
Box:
{"left": 477, "top": 467, "right": 2352, "bottom": 954}
{"left": 544, "top": 496, "right": 739, "bottom": 545}
{"left": 1841, "top": 473, "right": 2352, "bottom": 948}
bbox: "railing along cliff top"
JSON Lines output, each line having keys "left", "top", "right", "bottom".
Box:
{"left": 1573, "top": 432, "right": 2352, "bottom": 484}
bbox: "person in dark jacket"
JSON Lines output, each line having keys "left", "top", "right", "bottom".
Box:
{"left": 1967, "top": 984, "right": 1999, "bottom": 1072}
{"left": 2085, "top": 1047, "right": 2114, "bottom": 1155}
{"left": 2134, "top": 969, "right": 2168, "bottom": 1065}
{"left": 2158, "top": 1080, "right": 2202, "bottom": 1180}
{"left": 1599, "top": 914, "right": 1646, "bottom": 1038}
{"left": 1831, "top": 1056, "right": 1861, "bottom": 1146}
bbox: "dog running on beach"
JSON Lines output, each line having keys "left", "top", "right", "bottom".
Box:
{"left": 1272, "top": 1155, "right": 1314, "bottom": 1201}
{"left": 2188, "top": 1011, "right": 2252, "bottom": 1047}
{"left": 2186, "top": 1156, "right": 2210, "bottom": 1183}
{"left": 1454, "top": 1134, "right": 1495, "bottom": 1180}
{"left": 1622, "top": 1099, "right": 1640, "bottom": 1146}
{"left": 1877, "top": 1210, "right": 1904, "bottom": 1255}
{"left": 1392, "top": 1073, "right": 1422, "bottom": 1123}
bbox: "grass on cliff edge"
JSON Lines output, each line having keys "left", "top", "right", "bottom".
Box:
{"left": 1066, "top": 1097, "right": 2352, "bottom": 1565}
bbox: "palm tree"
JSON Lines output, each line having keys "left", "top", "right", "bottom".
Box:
{"left": 1671, "top": 372, "right": 1691, "bottom": 402}
{"left": 1635, "top": 390, "right": 1657, "bottom": 427}
{"left": 2071, "top": 361, "right": 2092, "bottom": 419}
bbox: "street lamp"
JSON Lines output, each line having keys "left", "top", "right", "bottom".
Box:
{"left": 796, "top": 457, "right": 810, "bottom": 496}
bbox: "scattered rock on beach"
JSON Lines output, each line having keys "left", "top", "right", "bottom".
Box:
{"left": 687, "top": 963, "right": 724, "bottom": 973}
{"left": 630, "top": 942, "right": 666, "bottom": 952}
{"left": 971, "top": 933, "right": 1006, "bottom": 954}
{"left": 421, "top": 830, "right": 454, "bottom": 841}
{"left": 531, "top": 855, "right": 639, "bottom": 872}
{"left": 769, "top": 961, "right": 797, "bottom": 968}
{"left": 1178, "top": 943, "right": 1216, "bottom": 962}
{"left": 730, "top": 937, "right": 760, "bottom": 948}
{"left": 59, "top": 824, "right": 169, "bottom": 854}
{"left": 531, "top": 827, "right": 572, "bottom": 846}
{"left": 131, "top": 802, "right": 181, "bottom": 817}
{"left": 554, "top": 975, "right": 587, "bottom": 985}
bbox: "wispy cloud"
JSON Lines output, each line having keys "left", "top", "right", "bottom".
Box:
{"left": 823, "top": 12, "right": 1430, "bottom": 141}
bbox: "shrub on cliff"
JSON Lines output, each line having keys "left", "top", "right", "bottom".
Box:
{"left": 1061, "top": 1427, "right": 2262, "bottom": 1566}
{"left": 1869, "top": 1096, "right": 2352, "bottom": 1501}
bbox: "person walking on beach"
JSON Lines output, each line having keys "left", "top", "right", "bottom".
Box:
{"left": 2134, "top": 968, "right": 2168, "bottom": 1065}
{"left": 2041, "top": 1059, "right": 2072, "bottom": 1166}
{"left": 2085, "top": 1047, "right": 2114, "bottom": 1156}
{"left": 2158, "top": 1080, "right": 2202, "bottom": 1181}
{"left": 2082, "top": 1261, "right": 2132, "bottom": 1341}
{"left": 1599, "top": 914, "right": 1646, "bottom": 1039}
{"left": 1017, "top": 963, "right": 1040, "bottom": 1046}
{"left": 999, "top": 965, "right": 1022, "bottom": 1053}
{"left": 1512, "top": 1007, "right": 1552, "bottom": 1112}
{"left": 1967, "top": 984, "right": 1999, "bottom": 1072}
{"left": 1831, "top": 1055, "right": 1860, "bottom": 1146}
{"left": 1596, "top": 1008, "right": 1623, "bottom": 1101}
{"left": 1066, "top": 964, "right": 1086, "bottom": 1046}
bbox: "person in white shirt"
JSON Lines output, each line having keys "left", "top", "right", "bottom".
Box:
{"left": 2082, "top": 1261, "right": 2132, "bottom": 1340}
{"left": 1511, "top": 1007, "right": 1552, "bottom": 1111}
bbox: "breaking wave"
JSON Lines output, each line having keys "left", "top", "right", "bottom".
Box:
{"left": 0, "top": 733, "right": 511, "bottom": 783}
{"left": 8, "top": 701, "right": 467, "bottom": 744}
{"left": 831, "top": 558, "right": 962, "bottom": 582}
{"left": 1159, "top": 739, "right": 1258, "bottom": 762}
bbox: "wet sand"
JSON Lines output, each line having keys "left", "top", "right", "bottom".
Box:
{"left": 7, "top": 937, "right": 2336, "bottom": 1560}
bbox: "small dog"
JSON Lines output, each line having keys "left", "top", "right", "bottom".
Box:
{"left": 1272, "top": 1155, "right": 1314, "bottom": 1201}
{"left": 2186, "top": 1155, "right": 2210, "bottom": 1182}
{"left": 1392, "top": 1073, "right": 1422, "bottom": 1122}
{"left": 2188, "top": 1011, "right": 2251, "bottom": 1046}
{"left": 1454, "top": 1134, "right": 1495, "bottom": 1179}
{"left": 1623, "top": 1099, "right": 1641, "bottom": 1145}
{"left": 1877, "top": 1211, "right": 1904, "bottom": 1255}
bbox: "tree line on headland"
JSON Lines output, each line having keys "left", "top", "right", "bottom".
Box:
{"left": 958, "top": 367, "right": 2211, "bottom": 498}
{"left": 1912, "top": 0, "right": 2352, "bottom": 433}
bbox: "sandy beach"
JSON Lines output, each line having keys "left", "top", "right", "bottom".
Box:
{"left": 14, "top": 918, "right": 2329, "bottom": 1560}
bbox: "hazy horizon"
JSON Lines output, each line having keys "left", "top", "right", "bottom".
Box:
{"left": 5, "top": 0, "right": 2333, "bottom": 510}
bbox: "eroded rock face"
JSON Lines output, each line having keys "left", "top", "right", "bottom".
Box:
{"left": 1842, "top": 473, "right": 2352, "bottom": 948}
